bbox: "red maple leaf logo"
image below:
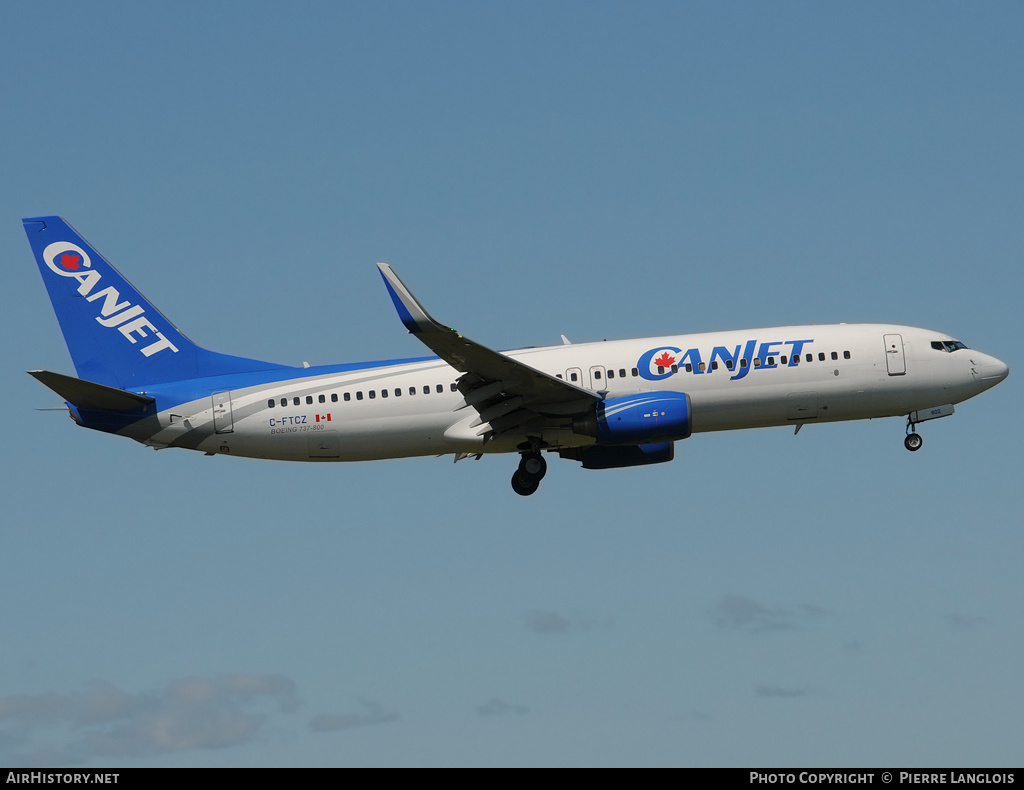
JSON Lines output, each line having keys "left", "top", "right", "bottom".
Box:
{"left": 654, "top": 351, "right": 676, "bottom": 368}
{"left": 58, "top": 252, "right": 81, "bottom": 271}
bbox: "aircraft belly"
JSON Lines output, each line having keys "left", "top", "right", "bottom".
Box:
{"left": 689, "top": 387, "right": 788, "bottom": 432}
{"left": 688, "top": 366, "right": 957, "bottom": 433}
{"left": 205, "top": 413, "right": 468, "bottom": 462}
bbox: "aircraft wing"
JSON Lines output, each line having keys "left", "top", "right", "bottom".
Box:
{"left": 377, "top": 264, "right": 600, "bottom": 438}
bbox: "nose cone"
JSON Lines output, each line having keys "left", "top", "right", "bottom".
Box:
{"left": 975, "top": 353, "right": 1009, "bottom": 389}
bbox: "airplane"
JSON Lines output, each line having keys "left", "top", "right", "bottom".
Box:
{"left": 23, "top": 216, "right": 1009, "bottom": 496}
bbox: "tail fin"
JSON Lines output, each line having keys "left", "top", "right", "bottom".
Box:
{"left": 23, "top": 216, "right": 288, "bottom": 388}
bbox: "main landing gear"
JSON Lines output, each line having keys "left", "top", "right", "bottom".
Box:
{"left": 511, "top": 451, "right": 547, "bottom": 496}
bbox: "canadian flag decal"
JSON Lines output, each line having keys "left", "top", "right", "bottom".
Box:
{"left": 315, "top": 414, "right": 332, "bottom": 422}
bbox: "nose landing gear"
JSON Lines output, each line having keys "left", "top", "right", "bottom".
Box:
{"left": 903, "top": 404, "right": 955, "bottom": 451}
{"left": 904, "top": 411, "right": 928, "bottom": 452}
{"left": 904, "top": 431, "right": 923, "bottom": 452}
{"left": 511, "top": 451, "right": 547, "bottom": 496}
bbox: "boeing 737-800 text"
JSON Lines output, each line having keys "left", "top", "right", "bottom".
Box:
{"left": 24, "top": 216, "right": 1008, "bottom": 495}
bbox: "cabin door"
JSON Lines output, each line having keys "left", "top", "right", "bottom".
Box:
{"left": 884, "top": 334, "right": 906, "bottom": 376}
{"left": 212, "top": 390, "right": 234, "bottom": 434}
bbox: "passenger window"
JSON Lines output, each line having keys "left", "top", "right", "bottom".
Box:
{"left": 685, "top": 364, "right": 692, "bottom": 373}
{"left": 657, "top": 366, "right": 664, "bottom": 374}
{"left": 671, "top": 364, "right": 678, "bottom": 373}
{"left": 409, "top": 387, "right": 415, "bottom": 395}
{"left": 767, "top": 357, "right": 774, "bottom": 366}
{"left": 594, "top": 370, "right": 602, "bottom": 380}
{"left": 570, "top": 372, "right": 578, "bottom": 382}
{"left": 331, "top": 394, "right": 338, "bottom": 402}
{"left": 268, "top": 399, "right": 275, "bottom": 408}
{"left": 395, "top": 389, "right": 401, "bottom": 397}
{"left": 607, "top": 370, "right": 615, "bottom": 379}
{"left": 293, "top": 397, "right": 300, "bottom": 406}
{"left": 306, "top": 396, "right": 313, "bottom": 405}
{"left": 831, "top": 351, "right": 838, "bottom": 360}
{"left": 319, "top": 394, "right": 325, "bottom": 404}
{"left": 280, "top": 398, "right": 287, "bottom": 407}
{"left": 422, "top": 385, "right": 430, "bottom": 395}
{"left": 436, "top": 384, "right": 443, "bottom": 393}
{"left": 631, "top": 368, "right": 638, "bottom": 377}
{"left": 344, "top": 392, "right": 351, "bottom": 402}
{"left": 806, "top": 353, "right": 812, "bottom": 362}
{"left": 754, "top": 358, "right": 761, "bottom": 368}
{"left": 556, "top": 374, "right": 563, "bottom": 379}
{"left": 356, "top": 392, "right": 363, "bottom": 401}
{"left": 450, "top": 383, "right": 457, "bottom": 392}
{"left": 818, "top": 353, "right": 825, "bottom": 361}
{"left": 726, "top": 360, "right": 734, "bottom": 370}
{"left": 369, "top": 390, "right": 375, "bottom": 399}
{"left": 619, "top": 369, "right": 626, "bottom": 378}
{"left": 844, "top": 351, "right": 851, "bottom": 360}
{"left": 780, "top": 356, "right": 787, "bottom": 365}
{"left": 740, "top": 359, "right": 748, "bottom": 368}
{"left": 711, "top": 361, "right": 719, "bottom": 370}
{"left": 381, "top": 389, "right": 388, "bottom": 398}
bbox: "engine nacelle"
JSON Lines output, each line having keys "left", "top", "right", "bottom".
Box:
{"left": 572, "top": 392, "right": 692, "bottom": 445}
{"left": 559, "top": 442, "right": 675, "bottom": 470}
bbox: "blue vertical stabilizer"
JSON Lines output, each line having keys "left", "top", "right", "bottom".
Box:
{"left": 23, "top": 216, "right": 290, "bottom": 389}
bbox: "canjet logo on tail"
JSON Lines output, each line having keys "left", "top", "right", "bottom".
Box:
{"left": 43, "top": 241, "right": 92, "bottom": 275}
{"left": 41, "top": 241, "right": 179, "bottom": 358}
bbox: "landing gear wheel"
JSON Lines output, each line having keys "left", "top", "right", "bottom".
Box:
{"left": 905, "top": 433, "right": 923, "bottom": 452}
{"left": 519, "top": 452, "right": 547, "bottom": 480}
{"left": 511, "top": 470, "right": 540, "bottom": 496}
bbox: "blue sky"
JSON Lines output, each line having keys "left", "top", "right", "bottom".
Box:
{"left": 1, "top": 1, "right": 1021, "bottom": 767}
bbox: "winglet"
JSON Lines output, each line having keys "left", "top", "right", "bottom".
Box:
{"left": 374, "top": 263, "right": 600, "bottom": 408}
{"left": 376, "top": 263, "right": 442, "bottom": 334}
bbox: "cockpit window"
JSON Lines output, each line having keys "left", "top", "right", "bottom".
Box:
{"left": 932, "top": 339, "right": 968, "bottom": 353}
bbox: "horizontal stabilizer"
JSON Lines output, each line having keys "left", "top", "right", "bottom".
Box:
{"left": 29, "top": 370, "right": 154, "bottom": 411}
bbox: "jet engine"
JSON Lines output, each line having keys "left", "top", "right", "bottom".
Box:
{"left": 572, "top": 392, "right": 692, "bottom": 445}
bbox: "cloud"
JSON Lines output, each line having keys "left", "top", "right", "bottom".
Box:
{"left": 712, "top": 595, "right": 794, "bottom": 632}
{"left": 4, "top": 747, "right": 83, "bottom": 768}
{"left": 476, "top": 698, "right": 529, "bottom": 717}
{"left": 0, "top": 673, "right": 299, "bottom": 765}
{"left": 525, "top": 610, "right": 572, "bottom": 634}
{"left": 711, "top": 595, "right": 832, "bottom": 633}
{"left": 308, "top": 701, "right": 398, "bottom": 732}
{"left": 0, "top": 681, "right": 143, "bottom": 727}
{"left": 944, "top": 613, "right": 988, "bottom": 632}
{"left": 81, "top": 708, "right": 265, "bottom": 758}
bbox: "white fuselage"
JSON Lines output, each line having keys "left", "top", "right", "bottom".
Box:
{"left": 122, "top": 323, "right": 1006, "bottom": 462}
